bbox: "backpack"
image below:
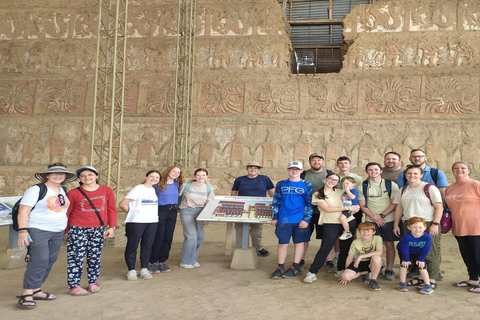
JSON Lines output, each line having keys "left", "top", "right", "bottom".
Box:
{"left": 12, "top": 184, "right": 67, "bottom": 231}
{"left": 362, "top": 179, "right": 392, "bottom": 208}
{"left": 178, "top": 181, "right": 213, "bottom": 206}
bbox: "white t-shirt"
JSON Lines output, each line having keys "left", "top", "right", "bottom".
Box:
{"left": 20, "top": 185, "right": 69, "bottom": 232}
{"left": 393, "top": 182, "right": 442, "bottom": 222}
{"left": 124, "top": 184, "right": 159, "bottom": 223}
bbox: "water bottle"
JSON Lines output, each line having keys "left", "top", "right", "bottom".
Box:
{"left": 11, "top": 237, "right": 31, "bottom": 259}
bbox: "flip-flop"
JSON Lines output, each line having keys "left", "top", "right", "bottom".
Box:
{"left": 469, "top": 286, "right": 480, "bottom": 294}
{"left": 18, "top": 294, "right": 36, "bottom": 309}
{"left": 453, "top": 281, "right": 476, "bottom": 288}
{"left": 32, "top": 289, "right": 57, "bottom": 300}
{"left": 88, "top": 283, "right": 100, "bottom": 293}
{"left": 69, "top": 286, "right": 90, "bottom": 296}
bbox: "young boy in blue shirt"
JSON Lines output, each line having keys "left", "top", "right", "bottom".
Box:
{"left": 397, "top": 217, "right": 434, "bottom": 294}
{"left": 339, "top": 176, "right": 359, "bottom": 240}
{"left": 271, "top": 161, "right": 313, "bottom": 279}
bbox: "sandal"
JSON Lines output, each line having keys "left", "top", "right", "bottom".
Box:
{"left": 88, "top": 283, "right": 100, "bottom": 293}
{"left": 469, "top": 286, "right": 480, "bottom": 294}
{"left": 32, "top": 289, "right": 56, "bottom": 300}
{"left": 18, "top": 294, "right": 36, "bottom": 309}
{"left": 453, "top": 281, "right": 477, "bottom": 288}
{"left": 69, "top": 286, "right": 90, "bottom": 296}
{"left": 407, "top": 277, "right": 424, "bottom": 286}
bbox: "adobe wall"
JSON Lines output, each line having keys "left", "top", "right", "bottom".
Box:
{"left": 1, "top": 0, "right": 479, "bottom": 204}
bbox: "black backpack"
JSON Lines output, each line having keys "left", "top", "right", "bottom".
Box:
{"left": 11, "top": 184, "right": 66, "bottom": 231}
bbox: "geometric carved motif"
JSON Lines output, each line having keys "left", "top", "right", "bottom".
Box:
{"left": 0, "top": 81, "right": 36, "bottom": 114}
{"left": 309, "top": 81, "right": 357, "bottom": 113}
{"left": 425, "top": 78, "right": 476, "bottom": 114}
{"left": 252, "top": 84, "right": 298, "bottom": 114}
{"left": 197, "top": 83, "right": 244, "bottom": 114}
{"left": 365, "top": 78, "right": 421, "bottom": 114}
{"left": 42, "top": 81, "right": 88, "bottom": 113}
{"left": 146, "top": 82, "right": 175, "bottom": 114}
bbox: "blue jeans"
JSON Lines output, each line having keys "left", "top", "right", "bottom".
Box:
{"left": 180, "top": 207, "right": 205, "bottom": 265}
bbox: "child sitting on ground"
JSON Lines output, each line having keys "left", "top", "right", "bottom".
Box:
{"left": 396, "top": 217, "right": 434, "bottom": 294}
{"left": 339, "top": 176, "right": 359, "bottom": 240}
{"left": 338, "top": 222, "right": 383, "bottom": 291}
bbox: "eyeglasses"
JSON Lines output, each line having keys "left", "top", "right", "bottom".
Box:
{"left": 410, "top": 155, "right": 426, "bottom": 159}
{"left": 58, "top": 194, "right": 66, "bottom": 206}
{"left": 327, "top": 177, "right": 339, "bottom": 183}
{"left": 79, "top": 173, "right": 96, "bottom": 178}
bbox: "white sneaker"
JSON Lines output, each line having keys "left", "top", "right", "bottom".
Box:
{"left": 180, "top": 263, "right": 195, "bottom": 269}
{"left": 193, "top": 262, "right": 201, "bottom": 268}
{"left": 303, "top": 272, "right": 317, "bottom": 283}
{"left": 127, "top": 270, "right": 138, "bottom": 281}
{"left": 339, "top": 231, "right": 353, "bottom": 240}
{"left": 140, "top": 268, "right": 153, "bottom": 280}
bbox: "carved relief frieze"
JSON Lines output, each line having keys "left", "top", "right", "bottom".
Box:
{"left": 364, "top": 78, "right": 421, "bottom": 114}
{"left": 128, "top": 7, "right": 178, "bottom": 38}
{"left": 409, "top": 3, "right": 457, "bottom": 31}
{"left": 425, "top": 77, "right": 477, "bottom": 114}
{"left": 251, "top": 83, "right": 298, "bottom": 114}
{"left": 0, "top": 81, "right": 36, "bottom": 114}
{"left": 359, "top": 4, "right": 405, "bottom": 33}
{"left": 309, "top": 81, "right": 357, "bottom": 114}
{"left": 197, "top": 82, "right": 244, "bottom": 114}
{"left": 461, "top": 0, "right": 480, "bottom": 30}
{"left": 145, "top": 82, "right": 175, "bottom": 114}
{"left": 124, "top": 81, "right": 140, "bottom": 114}
{"left": 41, "top": 81, "right": 88, "bottom": 113}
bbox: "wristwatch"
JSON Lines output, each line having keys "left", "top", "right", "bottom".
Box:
{"left": 432, "top": 222, "right": 440, "bottom": 226}
{"left": 380, "top": 214, "right": 386, "bottom": 219}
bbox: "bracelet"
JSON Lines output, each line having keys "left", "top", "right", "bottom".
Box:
{"left": 18, "top": 228, "right": 28, "bottom": 231}
{"left": 18, "top": 230, "right": 29, "bottom": 234}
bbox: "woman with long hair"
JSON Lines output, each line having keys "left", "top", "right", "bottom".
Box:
{"left": 149, "top": 166, "right": 184, "bottom": 273}
{"left": 445, "top": 161, "right": 480, "bottom": 293}
{"left": 303, "top": 172, "right": 360, "bottom": 284}
{"left": 65, "top": 166, "right": 117, "bottom": 295}
{"left": 178, "top": 168, "right": 214, "bottom": 269}
{"left": 119, "top": 170, "right": 161, "bottom": 281}
{"left": 17, "top": 163, "right": 77, "bottom": 309}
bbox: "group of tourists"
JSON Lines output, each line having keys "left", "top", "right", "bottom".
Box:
{"left": 13, "top": 148, "right": 480, "bottom": 309}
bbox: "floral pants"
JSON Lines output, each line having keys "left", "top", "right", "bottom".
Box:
{"left": 67, "top": 226, "right": 105, "bottom": 289}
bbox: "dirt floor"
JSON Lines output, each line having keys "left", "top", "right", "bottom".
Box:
{"left": 1, "top": 222, "right": 480, "bottom": 320}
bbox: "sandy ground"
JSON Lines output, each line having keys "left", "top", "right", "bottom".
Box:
{"left": 1, "top": 222, "right": 480, "bottom": 320}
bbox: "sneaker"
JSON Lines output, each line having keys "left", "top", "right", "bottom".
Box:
{"left": 140, "top": 269, "right": 153, "bottom": 280}
{"left": 271, "top": 267, "right": 285, "bottom": 280}
{"left": 339, "top": 231, "right": 353, "bottom": 240}
{"left": 150, "top": 262, "right": 160, "bottom": 274}
{"left": 180, "top": 264, "right": 195, "bottom": 269}
{"left": 159, "top": 262, "right": 171, "bottom": 273}
{"left": 335, "top": 270, "right": 344, "bottom": 278}
{"left": 257, "top": 249, "right": 270, "bottom": 257}
{"left": 332, "top": 256, "right": 338, "bottom": 266}
{"left": 325, "top": 261, "right": 336, "bottom": 273}
{"left": 385, "top": 269, "right": 395, "bottom": 281}
{"left": 126, "top": 270, "right": 138, "bottom": 281}
{"left": 368, "top": 279, "right": 381, "bottom": 291}
{"left": 407, "top": 268, "right": 418, "bottom": 278}
{"left": 362, "top": 273, "right": 371, "bottom": 283}
{"left": 299, "top": 260, "right": 305, "bottom": 272}
{"left": 283, "top": 266, "right": 299, "bottom": 278}
{"left": 419, "top": 284, "right": 434, "bottom": 294}
{"left": 436, "top": 273, "right": 444, "bottom": 281}
{"left": 398, "top": 282, "right": 409, "bottom": 292}
{"left": 303, "top": 272, "right": 318, "bottom": 283}
{"left": 193, "top": 262, "right": 201, "bottom": 268}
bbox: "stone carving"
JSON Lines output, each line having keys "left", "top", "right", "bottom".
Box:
{"left": 363, "top": 4, "right": 404, "bottom": 32}
{"left": 365, "top": 78, "right": 421, "bottom": 114}
{"left": 128, "top": 7, "right": 178, "bottom": 38}
{"left": 0, "top": 82, "right": 36, "bottom": 114}
{"left": 41, "top": 81, "right": 88, "bottom": 113}
{"left": 146, "top": 82, "right": 175, "bottom": 114}
{"left": 192, "top": 130, "right": 220, "bottom": 168}
{"left": 197, "top": 83, "right": 244, "bottom": 114}
{"left": 252, "top": 84, "right": 298, "bottom": 114}
{"left": 309, "top": 81, "right": 357, "bottom": 114}
{"left": 410, "top": 3, "right": 456, "bottom": 31}
{"left": 425, "top": 78, "right": 476, "bottom": 114}
{"left": 123, "top": 82, "right": 140, "bottom": 114}
{"left": 209, "top": 7, "right": 252, "bottom": 36}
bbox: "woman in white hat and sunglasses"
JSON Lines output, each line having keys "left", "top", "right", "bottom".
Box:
{"left": 16, "top": 163, "right": 76, "bottom": 309}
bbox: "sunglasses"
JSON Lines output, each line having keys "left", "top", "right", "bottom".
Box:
{"left": 58, "top": 194, "right": 66, "bottom": 206}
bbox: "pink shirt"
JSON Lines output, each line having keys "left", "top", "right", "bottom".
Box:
{"left": 445, "top": 179, "right": 480, "bottom": 236}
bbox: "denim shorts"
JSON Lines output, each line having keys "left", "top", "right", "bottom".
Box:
{"left": 373, "top": 221, "right": 400, "bottom": 242}
{"left": 346, "top": 260, "right": 371, "bottom": 273}
{"left": 341, "top": 210, "right": 352, "bottom": 218}
{"left": 275, "top": 223, "right": 310, "bottom": 244}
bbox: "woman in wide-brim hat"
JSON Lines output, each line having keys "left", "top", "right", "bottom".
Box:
{"left": 65, "top": 166, "right": 118, "bottom": 295}
{"left": 16, "top": 162, "right": 76, "bottom": 309}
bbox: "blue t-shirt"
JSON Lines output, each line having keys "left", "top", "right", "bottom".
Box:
{"left": 396, "top": 231, "right": 432, "bottom": 262}
{"left": 231, "top": 175, "right": 274, "bottom": 197}
{"left": 397, "top": 166, "right": 449, "bottom": 188}
{"left": 342, "top": 189, "right": 359, "bottom": 206}
{"left": 272, "top": 179, "right": 313, "bottom": 224}
{"left": 156, "top": 182, "right": 179, "bottom": 205}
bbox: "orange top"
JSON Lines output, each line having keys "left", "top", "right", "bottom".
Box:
{"left": 445, "top": 179, "right": 480, "bottom": 236}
